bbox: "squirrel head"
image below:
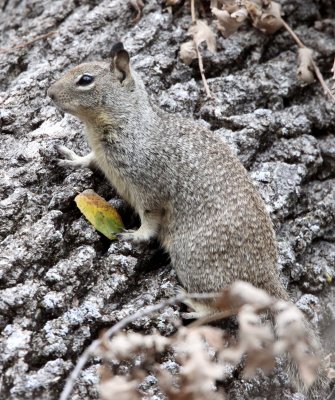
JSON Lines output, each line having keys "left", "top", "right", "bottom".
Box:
{"left": 48, "top": 43, "right": 145, "bottom": 121}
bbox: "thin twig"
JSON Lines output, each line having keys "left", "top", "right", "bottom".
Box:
{"left": 280, "top": 18, "right": 335, "bottom": 102}
{"left": 325, "top": 385, "right": 335, "bottom": 400}
{"left": 190, "top": 0, "right": 212, "bottom": 98}
{"left": 0, "top": 31, "right": 57, "bottom": 54}
{"left": 59, "top": 292, "right": 220, "bottom": 400}
{"left": 195, "top": 45, "right": 212, "bottom": 98}
{"left": 310, "top": 58, "right": 335, "bottom": 102}
{"left": 331, "top": 57, "right": 335, "bottom": 92}
{"left": 279, "top": 18, "right": 304, "bottom": 48}
{"left": 188, "top": 300, "right": 276, "bottom": 328}
{"left": 188, "top": 308, "right": 237, "bottom": 328}
{"left": 191, "top": 0, "right": 196, "bottom": 23}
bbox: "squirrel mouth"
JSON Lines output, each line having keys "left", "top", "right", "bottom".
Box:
{"left": 52, "top": 100, "right": 74, "bottom": 115}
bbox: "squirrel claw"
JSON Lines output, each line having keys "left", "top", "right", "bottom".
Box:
{"left": 116, "top": 229, "right": 151, "bottom": 244}
{"left": 56, "top": 158, "right": 76, "bottom": 168}
{"left": 181, "top": 312, "right": 202, "bottom": 320}
{"left": 55, "top": 144, "right": 80, "bottom": 160}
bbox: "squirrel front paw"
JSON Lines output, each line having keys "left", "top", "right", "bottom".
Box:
{"left": 116, "top": 228, "right": 154, "bottom": 243}
{"left": 55, "top": 144, "right": 80, "bottom": 167}
{"left": 55, "top": 145, "right": 95, "bottom": 169}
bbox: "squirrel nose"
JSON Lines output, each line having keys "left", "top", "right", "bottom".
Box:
{"left": 47, "top": 87, "right": 56, "bottom": 101}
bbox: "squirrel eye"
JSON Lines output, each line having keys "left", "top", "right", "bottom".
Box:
{"left": 77, "top": 74, "right": 94, "bottom": 86}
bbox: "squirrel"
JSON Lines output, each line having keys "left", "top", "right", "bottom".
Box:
{"left": 48, "top": 43, "right": 328, "bottom": 396}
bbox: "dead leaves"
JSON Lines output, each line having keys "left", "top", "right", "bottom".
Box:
{"left": 273, "top": 301, "right": 319, "bottom": 386}
{"left": 210, "top": 0, "right": 283, "bottom": 38}
{"left": 190, "top": 20, "right": 217, "bottom": 52}
{"left": 245, "top": 0, "right": 283, "bottom": 34}
{"left": 94, "top": 281, "right": 321, "bottom": 400}
{"left": 297, "top": 48, "right": 315, "bottom": 83}
{"left": 180, "top": 41, "right": 197, "bottom": 65}
{"left": 212, "top": 5, "right": 248, "bottom": 37}
{"left": 180, "top": 17, "right": 216, "bottom": 97}
{"left": 173, "top": 327, "right": 226, "bottom": 399}
{"left": 129, "top": 0, "right": 144, "bottom": 23}
{"left": 99, "top": 331, "right": 170, "bottom": 361}
{"left": 176, "top": 0, "right": 335, "bottom": 102}
{"left": 215, "top": 280, "right": 273, "bottom": 310}
{"left": 100, "top": 375, "right": 141, "bottom": 400}
{"left": 180, "top": 20, "right": 216, "bottom": 65}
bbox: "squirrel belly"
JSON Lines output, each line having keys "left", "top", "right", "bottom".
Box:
{"left": 48, "top": 44, "right": 329, "bottom": 396}
{"left": 47, "top": 45, "right": 288, "bottom": 305}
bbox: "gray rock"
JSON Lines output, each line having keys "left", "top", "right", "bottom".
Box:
{"left": 0, "top": 0, "right": 334, "bottom": 399}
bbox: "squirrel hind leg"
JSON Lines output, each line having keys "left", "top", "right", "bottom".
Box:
{"left": 117, "top": 209, "right": 161, "bottom": 243}
{"left": 176, "top": 286, "right": 217, "bottom": 319}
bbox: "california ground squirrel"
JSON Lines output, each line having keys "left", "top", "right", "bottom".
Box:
{"left": 48, "top": 43, "right": 328, "bottom": 396}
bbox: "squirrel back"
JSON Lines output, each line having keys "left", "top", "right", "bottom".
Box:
{"left": 48, "top": 44, "right": 329, "bottom": 396}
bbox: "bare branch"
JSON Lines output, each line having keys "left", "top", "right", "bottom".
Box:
{"left": 188, "top": 309, "right": 237, "bottom": 328}
{"left": 59, "top": 292, "right": 220, "bottom": 400}
{"left": 0, "top": 31, "right": 57, "bottom": 54}
{"left": 279, "top": 17, "right": 335, "bottom": 102}
{"left": 195, "top": 44, "right": 213, "bottom": 98}
{"left": 310, "top": 58, "right": 335, "bottom": 102}
{"left": 279, "top": 18, "right": 304, "bottom": 48}
{"left": 191, "top": 0, "right": 196, "bottom": 23}
{"left": 189, "top": 0, "right": 213, "bottom": 98}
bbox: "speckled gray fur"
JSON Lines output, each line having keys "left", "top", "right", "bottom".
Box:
{"left": 1, "top": 0, "right": 335, "bottom": 399}
{"left": 49, "top": 59, "right": 287, "bottom": 305}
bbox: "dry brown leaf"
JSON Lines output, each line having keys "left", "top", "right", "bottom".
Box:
{"left": 188, "top": 20, "right": 217, "bottom": 53}
{"left": 99, "top": 332, "right": 170, "bottom": 361}
{"left": 164, "top": 0, "right": 182, "bottom": 5}
{"left": 274, "top": 301, "right": 306, "bottom": 343}
{"left": 324, "top": 353, "right": 335, "bottom": 380}
{"left": 196, "top": 326, "right": 225, "bottom": 350}
{"left": 327, "top": 367, "right": 335, "bottom": 380}
{"left": 244, "top": 348, "right": 276, "bottom": 377}
{"left": 238, "top": 305, "right": 274, "bottom": 376}
{"left": 173, "top": 327, "right": 225, "bottom": 397}
{"left": 273, "top": 301, "right": 319, "bottom": 387}
{"left": 180, "top": 355, "right": 224, "bottom": 394}
{"left": 215, "top": 280, "right": 273, "bottom": 311}
{"left": 238, "top": 305, "right": 274, "bottom": 350}
{"left": 129, "top": 0, "right": 144, "bottom": 23}
{"left": 217, "top": 0, "right": 239, "bottom": 13}
{"left": 99, "top": 375, "right": 141, "bottom": 400}
{"left": 297, "top": 351, "right": 319, "bottom": 387}
{"left": 297, "top": 47, "right": 315, "bottom": 83}
{"left": 212, "top": 7, "right": 247, "bottom": 37}
{"left": 245, "top": 0, "right": 283, "bottom": 34}
{"left": 180, "top": 40, "right": 197, "bottom": 65}
{"left": 220, "top": 304, "right": 275, "bottom": 375}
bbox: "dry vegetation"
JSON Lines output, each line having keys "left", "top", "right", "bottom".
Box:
{"left": 165, "top": 0, "right": 335, "bottom": 100}
{"left": 58, "top": 3, "right": 335, "bottom": 399}
{"left": 60, "top": 281, "right": 329, "bottom": 400}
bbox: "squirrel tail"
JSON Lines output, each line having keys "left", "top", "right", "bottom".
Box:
{"left": 270, "top": 284, "right": 330, "bottom": 397}
{"left": 283, "top": 314, "right": 330, "bottom": 398}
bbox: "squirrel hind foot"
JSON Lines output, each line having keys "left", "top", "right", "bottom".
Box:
{"left": 175, "top": 286, "right": 217, "bottom": 318}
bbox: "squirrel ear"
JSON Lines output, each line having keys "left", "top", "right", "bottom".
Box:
{"left": 110, "top": 44, "right": 131, "bottom": 83}
{"left": 110, "top": 42, "right": 124, "bottom": 58}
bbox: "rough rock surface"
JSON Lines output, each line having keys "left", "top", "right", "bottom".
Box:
{"left": 0, "top": 0, "right": 334, "bottom": 399}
